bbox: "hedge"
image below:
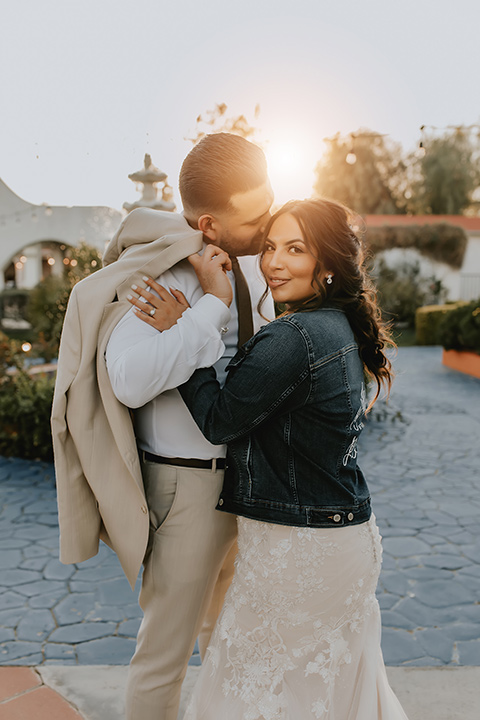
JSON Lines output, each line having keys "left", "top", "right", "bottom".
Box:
{"left": 438, "top": 299, "right": 480, "bottom": 355}
{"left": 415, "top": 303, "right": 464, "bottom": 346}
{"left": 416, "top": 300, "right": 480, "bottom": 353}
{"left": 365, "top": 223, "right": 468, "bottom": 269}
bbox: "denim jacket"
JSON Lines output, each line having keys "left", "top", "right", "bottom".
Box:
{"left": 179, "top": 305, "right": 371, "bottom": 528}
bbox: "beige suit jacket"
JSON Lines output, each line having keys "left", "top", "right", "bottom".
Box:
{"left": 51, "top": 208, "right": 203, "bottom": 588}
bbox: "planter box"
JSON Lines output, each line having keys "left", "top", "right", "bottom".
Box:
{"left": 442, "top": 349, "right": 480, "bottom": 379}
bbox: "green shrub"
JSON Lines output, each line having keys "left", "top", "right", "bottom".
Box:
{"left": 415, "top": 303, "right": 464, "bottom": 345}
{"left": 25, "top": 242, "right": 102, "bottom": 361}
{"left": 0, "top": 332, "right": 55, "bottom": 461}
{"left": 26, "top": 275, "right": 71, "bottom": 362}
{"left": 0, "top": 288, "right": 31, "bottom": 324}
{"left": 374, "top": 258, "right": 447, "bottom": 327}
{"left": 0, "top": 243, "right": 101, "bottom": 461}
{"left": 438, "top": 300, "right": 480, "bottom": 354}
{"left": 365, "top": 223, "right": 468, "bottom": 269}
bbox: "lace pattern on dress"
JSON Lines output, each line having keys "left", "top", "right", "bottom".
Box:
{"left": 198, "top": 516, "right": 383, "bottom": 720}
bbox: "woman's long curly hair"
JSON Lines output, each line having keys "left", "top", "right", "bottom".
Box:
{"left": 259, "top": 198, "right": 395, "bottom": 408}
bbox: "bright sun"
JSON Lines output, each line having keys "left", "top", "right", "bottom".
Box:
{"left": 264, "top": 139, "right": 318, "bottom": 207}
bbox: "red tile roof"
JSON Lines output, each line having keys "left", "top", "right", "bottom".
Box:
{"left": 364, "top": 215, "right": 480, "bottom": 231}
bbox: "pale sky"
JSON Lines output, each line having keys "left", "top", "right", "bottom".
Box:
{"left": 1, "top": 0, "right": 479, "bottom": 212}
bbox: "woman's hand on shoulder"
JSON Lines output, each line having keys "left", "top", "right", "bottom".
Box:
{"left": 127, "top": 277, "right": 190, "bottom": 331}
{"left": 188, "top": 245, "right": 233, "bottom": 307}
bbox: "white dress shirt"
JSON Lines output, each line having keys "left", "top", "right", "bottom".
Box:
{"left": 106, "top": 254, "right": 272, "bottom": 460}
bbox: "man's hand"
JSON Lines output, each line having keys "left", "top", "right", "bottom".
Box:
{"left": 188, "top": 245, "right": 233, "bottom": 307}
{"left": 127, "top": 277, "right": 190, "bottom": 331}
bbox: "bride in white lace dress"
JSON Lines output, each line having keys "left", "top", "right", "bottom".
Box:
{"left": 183, "top": 514, "right": 407, "bottom": 719}
{"left": 139, "top": 198, "right": 409, "bottom": 719}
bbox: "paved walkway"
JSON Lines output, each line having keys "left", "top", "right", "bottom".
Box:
{"left": 362, "top": 346, "right": 480, "bottom": 666}
{"left": 0, "top": 346, "right": 479, "bottom": 716}
{"left": 1, "top": 665, "right": 479, "bottom": 720}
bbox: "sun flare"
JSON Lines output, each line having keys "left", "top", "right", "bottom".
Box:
{"left": 265, "top": 139, "right": 319, "bottom": 207}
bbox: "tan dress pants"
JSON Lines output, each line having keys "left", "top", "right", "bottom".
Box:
{"left": 125, "top": 459, "right": 237, "bottom": 720}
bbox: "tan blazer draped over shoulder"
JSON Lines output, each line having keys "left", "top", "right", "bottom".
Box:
{"left": 51, "top": 208, "right": 203, "bottom": 587}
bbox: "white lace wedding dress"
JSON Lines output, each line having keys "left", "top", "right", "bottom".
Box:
{"left": 183, "top": 515, "right": 408, "bottom": 720}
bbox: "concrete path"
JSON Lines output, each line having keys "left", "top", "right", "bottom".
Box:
{"left": 2, "top": 665, "right": 479, "bottom": 720}
{"left": 0, "top": 346, "right": 479, "bottom": 716}
{"left": 38, "top": 665, "right": 480, "bottom": 720}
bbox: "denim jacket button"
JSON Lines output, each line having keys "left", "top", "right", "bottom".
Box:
{"left": 333, "top": 513, "right": 341, "bottom": 523}
{"left": 348, "top": 512, "right": 354, "bottom": 521}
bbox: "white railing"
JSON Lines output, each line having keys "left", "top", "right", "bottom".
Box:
{"left": 460, "top": 274, "right": 480, "bottom": 301}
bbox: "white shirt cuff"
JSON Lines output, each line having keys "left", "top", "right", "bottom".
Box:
{"left": 190, "top": 293, "right": 231, "bottom": 334}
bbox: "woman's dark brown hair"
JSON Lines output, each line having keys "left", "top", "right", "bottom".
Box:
{"left": 260, "top": 198, "right": 395, "bottom": 408}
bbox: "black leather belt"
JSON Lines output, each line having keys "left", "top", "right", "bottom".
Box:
{"left": 142, "top": 451, "right": 226, "bottom": 470}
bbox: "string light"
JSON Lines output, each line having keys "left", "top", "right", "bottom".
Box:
{"left": 420, "top": 123, "right": 480, "bottom": 132}
{"left": 416, "top": 140, "right": 426, "bottom": 159}
{"left": 0, "top": 205, "right": 54, "bottom": 225}
{"left": 417, "top": 123, "right": 480, "bottom": 156}
{"left": 324, "top": 131, "right": 389, "bottom": 166}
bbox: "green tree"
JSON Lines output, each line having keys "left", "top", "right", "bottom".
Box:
{"left": 27, "top": 241, "right": 102, "bottom": 360}
{"left": 64, "top": 241, "right": 101, "bottom": 284}
{"left": 187, "top": 103, "right": 261, "bottom": 145}
{"left": 409, "top": 128, "right": 479, "bottom": 214}
{"left": 314, "top": 130, "right": 406, "bottom": 215}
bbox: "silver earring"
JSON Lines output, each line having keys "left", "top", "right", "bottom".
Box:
{"left": 326, "top": 274, "right": 333, "bottom": 285}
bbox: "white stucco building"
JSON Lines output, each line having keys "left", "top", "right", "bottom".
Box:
{"left": 0, "top": 179, "right": 123, "bottom": 291}
{"left": 0, "top": 153, "right": 176, "bottom": 293}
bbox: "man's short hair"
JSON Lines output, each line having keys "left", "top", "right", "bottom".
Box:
{"left": 179, "top": 133, "right": 268, "bottom": 218}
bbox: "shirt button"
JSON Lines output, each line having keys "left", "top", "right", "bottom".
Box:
{"left": 333, "top": 514, "right": 341, "bottom": 523}
{"left": 141, "top": 505, "right": 148, "bottom": 514}
{"left": 348, "top": 512, "right": 354, "bottom": 521}
{"left": 218, "top": 498, "right": 224, "bottom": 506}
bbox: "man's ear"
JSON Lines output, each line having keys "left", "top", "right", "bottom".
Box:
{"left": 197, "top": 213, "right": 220, "bottom": 242}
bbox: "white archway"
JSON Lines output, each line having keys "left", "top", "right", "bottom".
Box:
{"left": 3, "top": 239, "right": 74, "bottom": 289}
{"left": 0, "top": 178, "right": 122, "bottom": 290}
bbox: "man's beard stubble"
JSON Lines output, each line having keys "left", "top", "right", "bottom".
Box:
{"left": 216, "top": 227, "right": 264, "bottom": 257}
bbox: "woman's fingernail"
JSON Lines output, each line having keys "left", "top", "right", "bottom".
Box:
{"left": 131, "top": 284, "right": 137, "bottom": 290}
{"left": 142, "top": 276, "right": 149, "bottom": 282}
{"left": 127, "top": 294, "right": 133, "bottom": 300}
